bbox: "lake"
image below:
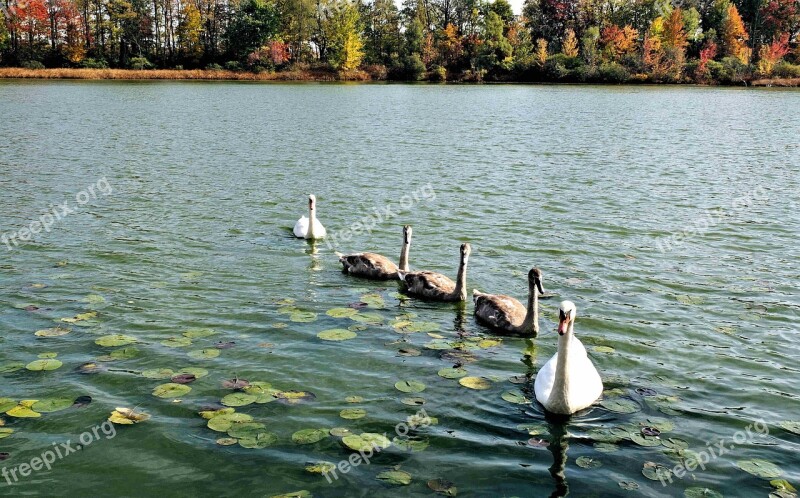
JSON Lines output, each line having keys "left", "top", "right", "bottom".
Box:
{"left": 0, "top": 81, "right": 798, "bottom": 497}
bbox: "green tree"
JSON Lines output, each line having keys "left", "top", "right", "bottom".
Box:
{"left": 323, "top": 0, "right": 363, "bottom": 70}
{"left": 225, "top": 0, "right": 280, "bottom": 61}
{"left": 478, "top": 10, "right": 512, "bottom": 71}
{"left": 277, "top": 0, "right": 316, "bottom": 61}
{"left": 364, "top": 0, "right": 402, "bottom": 64}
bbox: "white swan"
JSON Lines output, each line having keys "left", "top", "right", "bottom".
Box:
{"left": 293, "top": 194, "right": 326, "bottom": 239}
{"left": 534, "top": 301, "right": 603, "bottom": 415}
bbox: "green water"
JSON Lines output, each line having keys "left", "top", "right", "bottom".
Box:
{"left": 0, "top": 81, "right": 798, "bottom": 497}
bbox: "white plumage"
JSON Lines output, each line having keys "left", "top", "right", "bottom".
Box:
{"left": 293, "top": 194, "right": 326, "bottom": 239}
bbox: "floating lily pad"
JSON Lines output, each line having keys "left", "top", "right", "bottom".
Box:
{"left": 0, "top": 428, "right": 14, "bottom": 439}
{"left": 183, "top": 328, "right": 216, "bottom": 338}
{"left": 109, "top": 407, "right": 151, "bottom": 425}
{"left": 340, "top": 408, "right": 366, "bottom": 419}
{"left": 587, "top": 428, "right": 622, "bottom": 443}
{"left": 642, "top": 462, "right": 672, "bottom": 481}
{"left": 771, "top": 480, "right": 797, "bottom": 493}
{"left": 275, "top": 390, "right": 316, "bottom": 405}
{"left": 6, "top": 404, "right": 41, "bottom": 418}
{"left": 83, "top": 294, "right": 106, "bottom": 304}
{"left": 188, "top": 348, "right": 220, "bottom": 359}
{"left": 360, "top": 293, "right": 385, "bottom": 308}
{"left": 618, "top": 481, "right": 639, "bottom": 491}
{"left": 305, "top": 461, "right": 336, "bottom": 474}
{"left": 428, "top": 478, "right": 457, "bottom": 496}
{"left": 26, "top": 359, "right": 63, "bottom": 371}
{"left": 661, "top": 437, "right": 689, "bottom": 450}
{"left": 179, "top": 367, "right": 209, "bottom": 378}
{"left": 152, "top": 383, "right": 192, "bottom": 398}
{"left": 61, "top": 311, "right": 97, "bottom": 323}
{"left": 517, "top": 423, "right": 547, "bottom": 436}
{"left": 161, "top": 337, "right": 192, "bottom": 348}
{"left": 501, "top": 390, "right": 530, "bottom": 404}
{"left": 292, "top": 428, "right": 329, "bottom": 444}
{"left": 737, "top": 459, "right": 782, "bottom": 479}
{"left": 327, "top": 307, "right": 358, "bottom": 318}
{"left": 477, "top": 338, "right": 502, "bottom": 348}
{"left": 395, "top": 380, "right": 425, "bottom": 393}
{"left": 425, "top": 340, "right": 452, "bottom": 350}
{"left": 345, "top": 395, "right": 363, "bottom": 403}
{"left": 600, "top": 398, "right": 640, "bottom": 414}
{"left": 38, "top": 352, "right": 58, "bottom": 359}
{"left": 393, "top": 436, "right": 429, "bottom": 452}
{"left": 269, "top": 491, "right": 310, "bottom": 498}
{"left": 342, "top": 433, "right": 391, "bottom": 452}
{"left": 290, "top": 311, "right": 318, "bottom": 323}
{"left": 0, "top": 399, "right": 18, "bottom": 413}
{"left": 401, "top": 397, "right": 425, "bottom": 406}
{"left": 239, "top": 432, "right": 278, "bottom": 449}
{"left": 377, "top": 470, "right": 412, "bottom": 485}
{"left": 575, "top": 456, "right": 602, "bottom": 469}
{"left": 110, "top": 347, "right": 140, "bottom": 360}
{"left": 459, "top": 377, "right": 491, "bottom": 390}
{"left": 221, "top": 393, "right": 257, "bottom": 407}
{"left": 35, "top": 327, "right": 71, "bottom": 337}
{"left": 227, "top": 422, "right": 267, "bottom": 438}
{"left": 96, "top": 334, "right": 136, "bottom": 347}
{"left": 779, "top": 421, "right": 800, "bottom": 436}
{"left": 142, "top": 368, "right": 175, "bottom": 379}
{"left": 31, "top": 398, "right": 74, "bottom": 413}
{"left": 640, "top": 417, "right": 674, "bottom": 432}
{"left": 317, "top": 329, "right": 357, "bottom": 341}
{"left": 631, "top": 432, "right": 662, "bottom": 447}
{"left": 223, "top": 378, "right": 250, "bottom": 389}
{"left": 397, "top": 347, "right": 421, "bottom": 357}
{"left": 593, "top": 345, "right": 615, "bottom": 354}
{"left": 207, "top": 413, "right": 253, "bottom": 432}
{"left": 438, "top": 367, "right": 467, "bottom": 379}
{"left": 684, "top": 488, "right": 723, "bottom": 498}
{"left": 329, "top": 427, "right": 351, "bottom": 437}
{"left": 0, "top": 363, "right": 25, "bottom": 374}
{"left": 216, "top": 437, "right": 238, "bottom": 446}
{"left": 594, "top": 442, "right": 620, "bottom": 453}
{"left": 199, "top": 407, "right": 235, "bottom": 419}
{"left": 76, "top": 362, "right": 105, "bottom": 374}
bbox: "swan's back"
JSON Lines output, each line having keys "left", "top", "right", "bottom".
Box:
{"left": 401, "top": 271, "right": 456, "bottom": 300}
{"left": 340, "top": 253, "right": 399, "bottom": 280}
{"left": 473, "top": 292, "right": 526, "bottom": 330}
{"left": 293, "top": 216, "right": 309, "bottom": 238}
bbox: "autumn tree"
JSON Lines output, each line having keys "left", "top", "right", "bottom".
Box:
{"left": 720, "top": 4, "right": 749, "bottom": 63}
{"left": 757, "top": 32, "right": 790, "bottom": 76}
{"left": 599, "top": 24, "right": 637, "bottom": 63}
{"left": 324, "top": 0, "right": 363, "bottom": 70}
{"left": 534, "top": 37, "right": 547, "bottom": 65}
{"left": 561, "top": 27, "right": 577, "bottom": 57}
{"left": 177, "top": 2, "right": 203, "bottom": 62}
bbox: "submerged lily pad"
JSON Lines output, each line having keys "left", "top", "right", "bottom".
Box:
{"left": 377, "top": 470, "right": 412, "bottom": 485}
{"left": 110, "top": 347, "right": 140, "bottom": 360}
{"left": 501, "top": 390, "right": 530, "bottom": 404}
{"left": 35, "top": 327, "right": 71, "bottom": 337}
{"left": 684, "top": 488, "right": 723, "bottom": 498}
{"left": 327, "top": 307, "right": 358, "bottom": 318}
{"left": 428, "top": 478, "right": 458, "bottom": 496}
{"left": 737, "top": 459, "right": 782, "bottom": 479}
{"left": 600, "top": 398, "right": 640, "bottom": 414}
{"left": 317, "top": 329, "right": 357, "bottom": 341}
{"left": 575, "top": 456, "right": 602, "bottom": 469}
{"left": 350, "top": 312, "right": 383, "bottom": 324}
{"left": 239, "top": 432, "right": 278, "bottom": 449}
{"left": 292, "top": 428, "right": 329, "bottom": 444}
{"left": 393, "top": 435, "right": 430, "bottom": 452}
{"left": 152, "top": 383, "right": 192, "bottom": 398}
{"left": 227, "top": 422, "right": 267, "bottom": 438}
{"left": 96, "top": 334, "right": 136, "bottom": 347}
{"left": 459, "top": 377, "right": 491, "bottom": 390}
{"left": 395, "top": 380, "right": 425, "bottom": 393}
{"left": 305, "top": 461, "right": 336, "bottom": 474}
{"left": 340, "top": 408, "right": 366, "bottom": 419}
{"left": 345, "top": 395, "right": 363, "bottom": 403}
{"left": 437, "top": 367, "right": 467, "bottom": 379}
{"left": 594, "top": 442, "right": 620, "bottom": 453}
{"left": 183, "top": 328, "right": 216, "bottom": 338}
{"left": 269, "top": 491, "right": 310, "bottom": 498}
{"left": 0, "top": 363, "right": 25, "bottom": 374}
{"left": 26, "top": 359, "right": 63, "bottom": 371}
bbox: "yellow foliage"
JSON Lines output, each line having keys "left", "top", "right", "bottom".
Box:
{"left": 721, "top": 4, "right": 749, "bottom": 63}
{"left": 562, "top": 29, "right": 578, "bottom": 57}
{"left": 535, "top": 38, "right": 548, "bottom": 66}
{"left": 341, "top": 31, "right": 364, "bottom": 71}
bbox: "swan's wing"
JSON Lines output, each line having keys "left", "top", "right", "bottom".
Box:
{"left": 402, "top": 271, "right": 455, "bottom": 295}
{"left": 340, "top": 253, "right": 399, "bottom": 279}
{"left": 293, "top": 216, "right": 308, "bottom": 238}
{"left": 312, "top": 219, "right": 326, "bottom": 238}
{"left": 534, "top": 352, "right": 559, "bottom": 406}
{"left": 473, "top": 293, "right": 526, "bottom": 329}
{"left": 567, "top": 338, "right": 604, "bottom": 411}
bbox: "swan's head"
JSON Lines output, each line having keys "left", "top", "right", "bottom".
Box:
{"left": 403, "top": 225, "right": 412, "bottom": 244}
{"left": 528, "top": 268, "right": 544, "bottom": 294}
{"left": 460, "top": 243, "right": 471, "bottom": 262}
{"left": 557, "top": 300, "right": 576, "bottom": 335}
{"left": 308, "top": 194, "right": 317, "bottom": 210}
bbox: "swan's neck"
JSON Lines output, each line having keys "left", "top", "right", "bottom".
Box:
{"left": 548, "top": 325, "right": 573, "bottom": 414}
{"left": 452, "top": 256, "right": 468, "bottom": 301}
{"left": 520, "top": 283, "right": 539, "bottom": 335}
{"left": 307, "top": 206, "right": 317, "bottom": 238}
{"left": 398, "top": 239, "right": 410, "bottom": 272}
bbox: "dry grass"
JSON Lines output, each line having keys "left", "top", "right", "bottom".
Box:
{"left": 0, "top": 67, "right": 376, "bottom": 81}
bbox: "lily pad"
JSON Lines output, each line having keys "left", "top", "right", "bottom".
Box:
{"left": 401, "top": 397, "right": 425, "bottom": 406}
{"left": 395, "top": 380, "right": 425, "bottom": 393}
{"left": 109, "top": 347, "right": 140, "bottom": 360}
{"left": 477, "top": 338, "right": 502, "bottom": 348}
{"left": 161, "top": 337, "right": 192, "bottom": 348}
{"left": 216, "top": 437, "right": 238, "bottom": 446}
{"left": 31, "top": 398, "right": 74, "bottom": 413}
{"left": 305, "top": 461, "right": 336, "bottom": 474}
{"left": 179, "top": 367, "right": 209, "bottom": 378}
{"left": 594, "top": 442, "right": 620, "bottom": 453}
{"left": 350, "top": 312, "right": 383, "bottom": 324}
{"left": 292, "top": 428, "right": 329, "bottom": 444}
{"left": 737, "top": 459, "right": 782, "bottom": 479}
{"left": 109, "top": 407, "right": 151, "bottom": 425}
{"left": 35, "top": 327, "right": 71, "bottom": 337}
{"left": 0, "top": 399, "right": 18, "bottom": 413}
{"left": 779, "top": 421, "right": 800, "bottom": 436}
{"left": 0, "top": 428, "right": 14, "bottom": 439}
{"left": 428, "top": 478, "right": 458, "bottom": 496}
{"left": 437, "top": 367, "right": 467, "bottom": 379}
{"left": 642, "top": 462, "right": 672, "bottom": 481}
{"left": 222, "top": 378, "right": 250, "bottom": 389}
{"left": 26, "top": 359, "right": 63, "bottom": 371}
{"left": 345, "top": 395, "right": 363, "bottom": 403}
{"left": 327, "top": 307, "right": 358, "bottom": 318}
{"left": 0, "top": 363, "right": 25, "bottom": 374}
{"left": 274, "top": 390, "right": 316, "bottom": 405}
{"left": 227, "top": 422, "right": 267, "bottom": 438}
{"left": 83, "top": 294, "right": 106, "bottom": 304}
{"left": 290, "top": 311, "right": 318, "bottom": 323}
{"left": 207, "top": 413, "right": 253, "bottom": 432}
{"left": 269, "top": 491, "right": 310, "bottom": 498}
{"left": 600, "top": 398, "right": 640, "bottom": 414}
{"left": 684, "top": 488, "right": 723, "bottom": 498}
{"left": 424, "top": 340, "right": 452, "bottom": 350}
{"left": 593, "top": 345, "right": 615, "bottom": 354}
{"left": 152, "top": 383, "right": 192, "bottom": 398}
{"left": 393, "top": 436, "right": 429, "bottom": 452}
{"left": 239, "top": 432, "right": 278, "bottom": 449}
{"left": 377, "top": 470, "right": 412, "bottom": 485}
{"left": 329, "top": 427, "right": 351, "bottom": 437}
{"left": 575, "top": 456, "right": 602, "bottom": 469}
{"left": 661, "top": 437, "right": 689, "bottom": 450}
{"left": 188, "top": 348, "right": 220, "bottom": 359}
{"left": 142, "top": 368, "right": 175, "bottom": 379}
{"left": 618, "top": 481, "right": 639, "bottom": 491}
{"left": 183, "top": 328, "right": 216, "bottom": 338}
{"left": 221, "top": 393, "right": 257, "bottom": 407}
{"left": 317, "top": 329, "right": 357, "bottom": 341}
{"left": 340, "top": 408, "right": 366, "bottom": 419}
{"left": 342, "top": 433, "right": 391, "bottom": 452}
{"left": 96, "top": 334, "right": 136, "bottom": 347}
{"left": 360, "top": 293, "right": 385, "bottom": 308}
{"left": 501, "top": 390, "right": 530, "bottom": 404}
{"left": 631, "top": 432, "right": 662, "bottom": 447}
{"left": 459, "top": 377, "right": 491, "bottom": 390}
{"left": 6, "top": 404, "right": 41, "bottom": 418}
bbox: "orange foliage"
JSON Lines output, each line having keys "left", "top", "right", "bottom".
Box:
{"left": 721, "top": 5, "right": 750, "bottom": 63}
{"left": 600, "top": 24, "right": 637, "bottom": 62}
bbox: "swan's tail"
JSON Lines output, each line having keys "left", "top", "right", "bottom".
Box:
{"left": 396, "top": 270, "right": 407, "bottom": 281}
{"left": 335, "top": 251, "right": 345, "bottom": 262}
{"left": 472, "top": 289, "right": 485, "bottom": 303}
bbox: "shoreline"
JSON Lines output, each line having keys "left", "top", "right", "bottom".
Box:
{"left": 0, "top": 68, "right": 798, "bottom": 87}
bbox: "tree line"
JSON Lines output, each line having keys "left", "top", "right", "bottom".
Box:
{"left": 1, "top": 0, "right": 799, "bottom": 82}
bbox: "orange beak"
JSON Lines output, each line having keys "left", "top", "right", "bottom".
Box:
{"left": 557, "top": 317, "right": 569, "bottom": 335}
